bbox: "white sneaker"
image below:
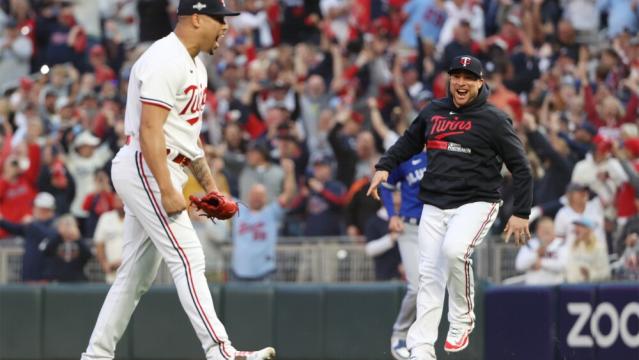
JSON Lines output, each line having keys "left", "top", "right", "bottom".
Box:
{"left": 390, "top": 335, "right": 410, "bottom": 360}
{"left": 235, "top": 347, "right": 276, "bottom": 360}
{"left": 444, "top": 326, "right": 471, "bottom": 353}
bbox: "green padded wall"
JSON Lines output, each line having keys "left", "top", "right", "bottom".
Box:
{"left": 0, "top": 282, "right": 486, "bottom": 360}
{"left": 323, "top": 283, "right": 401, "bottom": 360}
{"left": 0, "top": 285, "right": 42, "bottom": 360}
{"left": 131, "top": 285, "right": 222, "bottom": 360}
{"left": 41, "top": 284, "right": 131, "bottom": 359}
{"left": 273, "top": 284, "right": 324, "bottom": 360}
{"left": 223, "top": 283, "right": 274, "bottom": 351}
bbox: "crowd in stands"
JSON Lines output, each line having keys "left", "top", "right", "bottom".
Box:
{"left": 0, "top": 0, "right": 638, "bottom": 283}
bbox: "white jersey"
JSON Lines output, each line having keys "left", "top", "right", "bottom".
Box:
{"left": 124, "top": 32, "right": 207, "bottom": 161}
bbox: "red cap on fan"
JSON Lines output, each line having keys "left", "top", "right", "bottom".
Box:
{"left": 593, "top": 134, "right": 613, "bottom": 154}
{"left": 623, "top": 137, "right": 639, "bottom": 158}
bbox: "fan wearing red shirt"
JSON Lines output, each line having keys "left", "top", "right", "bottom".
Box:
{"left": 81, "top": 169, "right": 116, "bottom": 238}
{"left": 0, "top": 145, "right": 41, "bottom": 238}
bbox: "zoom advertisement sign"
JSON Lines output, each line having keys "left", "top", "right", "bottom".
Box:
{"left": 559, "top": 284, "right": 639, "bottom": 360}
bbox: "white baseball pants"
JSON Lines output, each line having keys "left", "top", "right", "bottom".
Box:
{"left": 82, "top": 146, "right": 236, "bottom": 360}
{"left": 392, "top": 222, "right": 419, "bottom": 337}
{"left": 407, "top": 201, "right": 499, "bottom": 359}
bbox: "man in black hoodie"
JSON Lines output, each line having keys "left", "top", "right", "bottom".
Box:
{"left": 367, "top": 55, "right": 533, "bottom": 359}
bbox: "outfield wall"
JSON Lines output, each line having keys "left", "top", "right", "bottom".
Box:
{"left": 0, "top": 283, "right": 484, "bottom": 360}
{"left": 2, "top": 282, "right": 637, "bottom": 360}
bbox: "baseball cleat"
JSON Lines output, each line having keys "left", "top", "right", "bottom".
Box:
{"left": 444, "top": 327, "right": 471, "bottom": 353}
{"left": 390, "top": 335, "right": 410, "bottom": 360}
{"left": 235, "top": 347, "right": 276, "bottom": 360}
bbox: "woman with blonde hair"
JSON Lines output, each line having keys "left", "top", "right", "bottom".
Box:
{"left": 566, "top": 217, "right": 610, "bottom": 283}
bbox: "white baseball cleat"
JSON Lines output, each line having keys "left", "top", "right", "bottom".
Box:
{"left": 235, "top": 347, "right": 276, "bottom": 360}
{"left": 444, "top": 326, "right": 471, "bottom": 353}
{"left": 390, "top": 335, "right": 410, "bottom": 360}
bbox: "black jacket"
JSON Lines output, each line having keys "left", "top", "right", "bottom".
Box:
{"left": 375, "top": 85, "right": 533, "bottom": 218}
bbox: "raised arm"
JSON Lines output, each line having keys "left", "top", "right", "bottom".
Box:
{"left": 278, "top": 158, "right": 297, "bottom": 206}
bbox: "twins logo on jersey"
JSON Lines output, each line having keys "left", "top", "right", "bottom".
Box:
{"left": 427, "top": 115, "right": 473, "bottom": 154}
{"left": 179, "top": 84, "right": 207, "bottom": 125}
{"left": 430, "top": 115, "right": 473, "bottom": 139}
{"left": 239, "top": 222, "right": 267, "bottom": 241}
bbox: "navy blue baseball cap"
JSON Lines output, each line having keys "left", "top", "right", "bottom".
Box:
{"left": 448, "top": 55, "right": 484, "bottom": 79}
{"left": 178, "top": 0, "right": 240, "bottom": 17}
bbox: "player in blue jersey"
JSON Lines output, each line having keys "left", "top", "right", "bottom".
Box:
{"left": 380, "top": 150, "right": 427, "bottom": 360}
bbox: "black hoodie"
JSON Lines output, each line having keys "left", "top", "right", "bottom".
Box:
{"left": 375, "top": 85, "right": 533, "bottom": 218}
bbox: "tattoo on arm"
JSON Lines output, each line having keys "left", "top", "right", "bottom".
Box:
{"left": 189, "top": 157, "right": 216, "bottom": 192}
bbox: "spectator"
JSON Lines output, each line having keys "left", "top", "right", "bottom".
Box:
{"left": 137, "top": 0, "right": 173, "bottom": 43}
{"left": 93, "top": 194, "right": 124, "bottom": 284}
{"left": 300, "top": 75, "right": 332, "bottom": 156}
{"left": 364, "top": 204, "right": 402, "bottom": 281}
{"left": 439, "top": 20, "right": 476, "bottom": 72}
{"left": 279, "top": 0, "right": 321, "bottom": 45}
{"left": 87, "top": 45, "right": 116, "bottom": 85}
{"left": 302, "top": 155, "right": 347, "bottom": 236}
{"left": 0, "top": 192, "right": 57, "bottom": 282}
{"left": 571, "top": 135, "right": 628, "bottom": 220}
{"left": 214, "top": 122, "right": 247, "bottom": 198}
{"left": 231, "top": 158, "right": 296, "bottom": 281}
{"left": 399, "top": 0, "right": 446, "bottom": 48}
{"left": 515, "top": 217, "right": 569, "bottom": 285}
{"left": 522, "top": 112, "right": 574, "bottom": 218}
{"left": 344, "top": 166, "right": 380, "bottom": 237}
{"left": 81, "top": 168, "right": 116, "bottom": 237}
{"left": 231, "top": 0, "right": 273, "bottom": 49}
{"left": 34, "top": 1, "right": 87, "bottom": 70}
{"left": 566, "top": 217, "right": 611, "bottom": 282}
{"left": 37, "top": 143, "right": 75, "bottom": 215}
{"left": 238, "top": 140, "right": 284, "bottom": 203}
{"left": 562, "top": 0, "right": 600, "bottom": 43}
{"left": 41, "top": 214, "right": 91, "bottom": 282}
{"left": 437, "top": 0, "right": 484, "bottom": 54}
{"left": 0, "top": 135, "right": 40, "bottom": 238}
{"left": 65, "top": 131, "right": 112, "bottom": 225}
{"left": 0, "top": 18, "right": 33, "bottom": 86}
{"left": 611, "top": 231, "right": 639, "bottom": 280}
{"left": 101, "top": 0, "right": 139, "bottom": 48}
{"left": 598, "top": 0, "right": 639, "bottom": 39}
{"left": 554, "top": 182, "right": 606, "bottom": 248}
{"left": 328, "top": 109, "right": 376, "bottom": 187}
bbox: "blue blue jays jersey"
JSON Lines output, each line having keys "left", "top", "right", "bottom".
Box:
{"left": 380, "top": 152, "right": 427, "bottom": 219}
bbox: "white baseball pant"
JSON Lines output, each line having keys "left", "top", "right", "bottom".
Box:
{"left": 82, "top": 145, "right": 236, "bottom": 360}
{"left": 392, "top": 222, "right": 419, "bottom": 337}
{"left": 407, "top": 201, "right": 499, "bottom": 359}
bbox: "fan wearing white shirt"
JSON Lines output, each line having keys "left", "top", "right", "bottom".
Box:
{"left": 94, "top": 195, "right": 125, "bottom": 284}
{"left": 515, "top": 217, "right": 568, "bottom": 285}
{"left": 553, "top": 182, "right": 606, "bottom": 249}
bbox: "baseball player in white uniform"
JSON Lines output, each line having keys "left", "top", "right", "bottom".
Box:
{"left": 367, "top": 56, "right": 533, "bottom": 359}
{"left": 81, "top": 1, "right": 275, "bottom": 359}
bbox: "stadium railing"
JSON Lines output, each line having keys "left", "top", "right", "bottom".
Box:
{"left": 0, "top": 235, "right": 521, "bottom": 284}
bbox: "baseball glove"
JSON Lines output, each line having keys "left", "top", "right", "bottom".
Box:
{"left": 189, "top": 192, "right": 239, "bottom": 221}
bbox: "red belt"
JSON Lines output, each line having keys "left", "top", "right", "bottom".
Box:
{"left": 167, "top": 149, "right": 191, "bottom": 166}
{"left": 125, "top": 136, "right": 191, "bottom": 166}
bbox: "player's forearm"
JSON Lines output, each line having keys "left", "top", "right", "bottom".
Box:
{"left": 189, "top": 157, "right": 217, "bottom": 193}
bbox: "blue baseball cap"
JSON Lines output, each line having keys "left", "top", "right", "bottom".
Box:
{"left": 573, "top": 217, "right": 595, "bottom": 229}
